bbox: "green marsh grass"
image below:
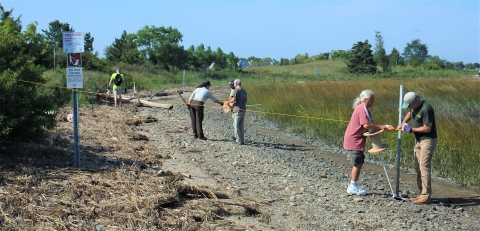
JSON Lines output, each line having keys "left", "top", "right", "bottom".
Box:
{"left": 248, "top": 78, "right": 480, "bottom": 187}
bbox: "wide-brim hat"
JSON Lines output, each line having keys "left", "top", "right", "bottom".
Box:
{"left": 363, "top": 129, "right": 384, "bottom": 137}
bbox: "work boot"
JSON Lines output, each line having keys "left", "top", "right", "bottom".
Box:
{"left": 413, "top": 197, "right": 431, "bottom": 205}
{"left": 409, "top": 196, "right": 421, "bottom": 202}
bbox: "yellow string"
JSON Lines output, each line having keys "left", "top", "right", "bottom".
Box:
{"left": 1, "top": 76, "right": 350, "bottom": 123}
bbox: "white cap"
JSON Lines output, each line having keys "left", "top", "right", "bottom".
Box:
{"left": 234, "top": 79, "right": 241, "bottom": 85}
{"left": 402, "top": 92, "right": 419, "bottom": 109}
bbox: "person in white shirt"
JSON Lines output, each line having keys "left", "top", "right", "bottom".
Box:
{"left": 188, "top": 80, "right": 223, "bottom": 140}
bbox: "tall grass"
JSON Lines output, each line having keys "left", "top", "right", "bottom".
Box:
{"left": 247, "top": 78, "right": 480, "bottom": 187}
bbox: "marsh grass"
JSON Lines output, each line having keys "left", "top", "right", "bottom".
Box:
{"left": 248, "top": 78, "right": 480, "bottom": 187}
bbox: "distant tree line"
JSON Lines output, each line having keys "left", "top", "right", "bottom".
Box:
{"left": 274, "top": 31, "right": 479, "bottom": 75}
{"left": 104, "top": 26, "right": 239, "bottom": 71}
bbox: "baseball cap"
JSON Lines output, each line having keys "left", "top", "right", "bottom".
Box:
{"left": 234, "top": 79, "right": 241, "bottom": 85}
{"left": 402, "top": 92, "right": 419, "bottom": 109}
{"left": 228, "top": 79, "right": 234, "bottom": 85}
{"left": 203, "top": 80, "right": 211, "bottom": 86}
{"left": 116, "top": 68, "right": 121, "bottom": 71}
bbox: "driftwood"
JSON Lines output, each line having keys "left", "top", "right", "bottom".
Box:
{"left": 97, "top": 93, "right": 134, "bottom": 104}
{"left": 137, "top": 99, "right": 173, "bottom": 109}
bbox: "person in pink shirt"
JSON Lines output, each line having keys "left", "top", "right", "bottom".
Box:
{"left": 344, "top": 89, "right": 394, "bottom": 195}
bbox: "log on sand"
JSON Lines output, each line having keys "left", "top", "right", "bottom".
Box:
{"left": 97, "top": 94, "right": 134, "bottom": 103}
{"left": 137, "top": 99, "right": 173, "bottom": 109}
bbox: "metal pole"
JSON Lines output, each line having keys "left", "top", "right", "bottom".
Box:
{"left": 73, "top": 89, "right": 81, "bottom": 167}
{"left": 91, "top": 76, "right": 94, "bottom": 114}
{"left": 380, "top": 152, "right": 395, "bottom": 197}
{"left": 183, "top": 70, "right": 186, "bottom": 93}
{"left": 395, "top": 85, "right": 403, "bottom": 196}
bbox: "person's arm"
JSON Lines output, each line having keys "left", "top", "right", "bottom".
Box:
{"left": 410, "top": 123, "right": 432, "bottom": 133}
{"left": 210, "top": 93, "right": 223, "bottom": 106}
{"left": 227, "top": 96, "right": 235, "bottom": 104}
{"left": 108, "top": 75, "right": 113, "bottom": 88}
{"left": 227, "top": 88, "right": 236, "bottom": 104}
{"left": 397, "top": 112, "right": 412, "bottom": 129}
{"left": 228, "top": 89, "right": 235, "bottom": 100}
{"left": 363, "top": 123, "right": 394, "bottom": 131}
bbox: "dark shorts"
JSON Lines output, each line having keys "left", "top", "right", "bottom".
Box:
{"left": 349, "top": 150, "right": 365, "bottom": 165}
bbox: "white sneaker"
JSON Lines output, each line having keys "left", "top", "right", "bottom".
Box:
{"left": 347, "top": 184, "right": 366, "bottom": 195}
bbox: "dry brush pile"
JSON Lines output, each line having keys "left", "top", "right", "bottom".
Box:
{"left": 0, "top": 103, "right": 262, "bottom": 230}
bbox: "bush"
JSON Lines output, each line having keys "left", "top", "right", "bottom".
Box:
{"left": 0, "top": 16, "right": 70, "bottom": 142}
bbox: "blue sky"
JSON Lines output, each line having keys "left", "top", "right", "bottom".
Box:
{"left": 2, "top": 0, "right": 479, "bottom": 63}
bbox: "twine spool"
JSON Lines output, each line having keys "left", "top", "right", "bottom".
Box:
{"left": 368, "top": 133, "right": 389, "bottom": 153}
{"left": 223, "top": 102, "right": 233, "bottom": 114}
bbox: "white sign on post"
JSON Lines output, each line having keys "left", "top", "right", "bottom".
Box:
{"left": 66, "top": 67, "right": 83, "bottom": 88}
{"left": 63, "top": 32, "right": 84, "bottom": 53}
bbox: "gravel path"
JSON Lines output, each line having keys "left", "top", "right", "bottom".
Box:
{"left": 134, "top": 90, "right": 480, "bottom": 231}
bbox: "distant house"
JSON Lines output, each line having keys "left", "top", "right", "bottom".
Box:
{"left": 260, "top": 59, "right": 279, "bottom": 67}
{"left": 237, "top": 59, "right": 250, "bottom": 68}
{"left": 237, "top": 58, "right": 279, "bottom": 68}
{"left": 208, "top": 61, "right": 215, "bottom": 69}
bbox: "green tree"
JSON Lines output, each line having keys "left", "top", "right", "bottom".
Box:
{"left": 445, "top": 61, "right": 455, "bottom": 70}
{"left": 0, "top": 5, "right": 69, "bottom": 141}
{"left": 226, "top": 52, "right": 239, "bottom": 70}
{"left": 331, "top": 50, "right": 351, "bottom": 60}
{"left": 193, "top": 44, "right": 206, "bottom": 68}
{"left": 214, "top": 47, "right": 227, "bottom": 70}
{"left": 291, "top": 53, "right": 311, "bottom": 64}
{"left": 312, "top": 52, "right": 330, "bottom": 60}
{"left": 105, "top": 30, "right": 143, "bottom": 65}
{"left": 346, "top": 40, "right": 377, "bottom": 74}
{"left": 453, "top": 61, "right": 465, "bottom": 70}
{"left": 373, "top": 31, "right": 389, "bottom": 72}
{"left": 465, "top": 62, "right": 480, "bottom": 69}
{"left": 185, "top": 45, "right": 197, "bottom": 68}
{"left": 204, "top": 46, "right": 215, "bottom": 68}
{"left": 42, "top": 20, "right": 73, "bottom": 48}
{"left": 0, "top": 4, "right": 21, "bottom": 30}
{"left": 157, "top": 43, "right": 188, "bottom": 70}
{"left": 279, "top": 58, "right": 289, "bottom": 65}
{"left": 84, "top": 32, "right": 94, "bottom": 52}
{"left": 422, "top": 55, "right": 445, "bottom": 70}
{"left": 134, "top": 25, "right": 183, "bottom": 67}
{"left": 389, "top": 47, "right": 404, "bottom": 67}
{"left": 402, "top": 39, "right": 429, "bottom": 67}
